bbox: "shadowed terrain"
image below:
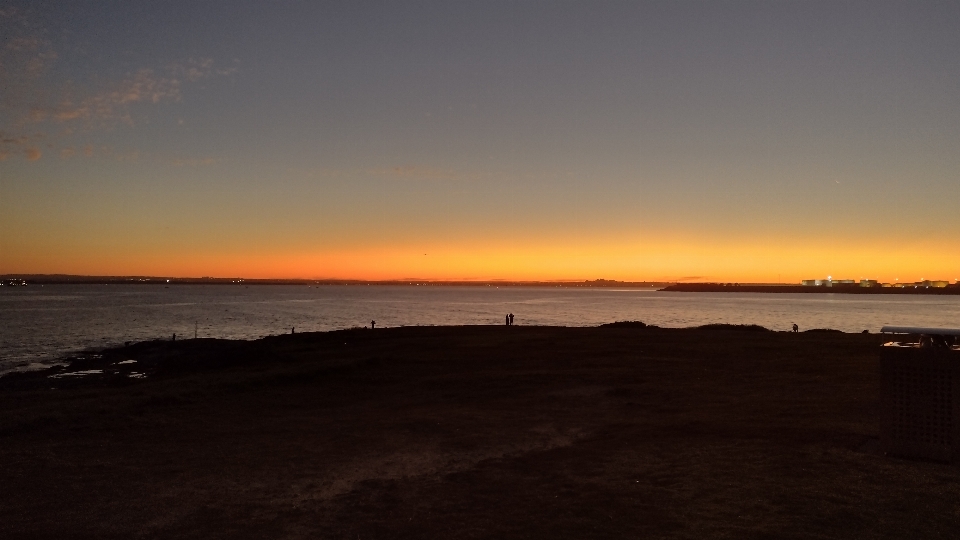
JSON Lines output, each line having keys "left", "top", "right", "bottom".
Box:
{"left": 2, "top": 326, "right": 958, "bottom": 538}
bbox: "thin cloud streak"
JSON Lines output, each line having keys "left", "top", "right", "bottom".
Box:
{"left": 296, "top": 165, "right": 563, "bottom": 184}
{"left": 26, "top": 58, "right": 231, "bottom": 127}
{"left": 1, "top": 57, "right": 236, "bottom": 161}
{"left": 1, "top": 7, "right": 236, "bottom": 162}
{"left": 171, "top": 157, "right": 218, "bottom": 167}
{"left": 368, "top": 165, "right": 459, "bottom": 181}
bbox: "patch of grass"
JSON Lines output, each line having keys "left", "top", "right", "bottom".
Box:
{"left": 696, "top": 323, "right": 771, "bottom": 331}
{"left": 600, "top": 321, "right": 651, "bottom": 328}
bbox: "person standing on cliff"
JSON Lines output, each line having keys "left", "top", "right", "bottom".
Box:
{"left": 792, "top": 323, "right": 799, "bottom": 333}
{"left": 509, "top": 313, "right": 514, "bottom": 326}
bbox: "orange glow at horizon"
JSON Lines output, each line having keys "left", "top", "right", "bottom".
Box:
{"left": 3, "top": 233, "right": 957, "bottom": 285}
{"left": 3, "top": 4, "right": 960, "bottom": 288}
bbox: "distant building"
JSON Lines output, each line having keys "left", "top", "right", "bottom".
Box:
{"left": 801, "top": 278, "right": 856, "bottom": 287}
{"left": 803, "top": 277, "right": 950, "bottom": 288}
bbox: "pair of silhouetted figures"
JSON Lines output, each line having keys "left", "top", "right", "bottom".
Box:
{"left": 505, "top": 313, "right": 514, "bottom": 326}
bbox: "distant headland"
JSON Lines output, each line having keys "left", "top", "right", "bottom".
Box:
{"left": 4, "top": 275, "right": 958, "bottom": 294}
{"left": 663, "top": 282, "right": 960, "bottom": 295}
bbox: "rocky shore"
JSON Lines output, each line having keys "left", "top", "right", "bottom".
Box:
{"left": 2, "top": 325, "right": 957, "bottom": 538}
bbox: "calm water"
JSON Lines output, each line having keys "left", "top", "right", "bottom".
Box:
{"left": 2, "top": 284, "right": 959, "bottom": 373}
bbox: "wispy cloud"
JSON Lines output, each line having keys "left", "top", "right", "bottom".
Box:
{"left": 113, "top": 149, "right": 141, "bottom": 163}
{"left": 31, "top": 69, "right": 183, "bottom": 125}
{"left": 1, "top": 135, "right": 32, "bottom": 146}
{"left": 3, "top": 36, "right": 57, "bottom": 79}
{"left": 1, "top": 9, "right": 236, "bottom": 162}
{"left": 171, "top": 157, "right": 218, "bottom": 167}
{"left": 368, "top": 165, "right": 459, "bottom": 181}
{"left": 28, "top": 58, "right": 231, "bottom": 127}
{"left": 0, "top": 132, "right": 44, "bottom": 161}
{"left": 170, "top": 57, "right": 238, "bottom": 81}
{"left": 296, "top": 165, "right": 463, "bottom": 182}
{"left": 1, "top": 10, "right": 59, "bottom": 113}
{"left": 296, "top": 164, "right": 557, "bottom": 184}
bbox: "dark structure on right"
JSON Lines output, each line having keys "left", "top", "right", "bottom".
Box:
{"left": 879, "top": 326, "right": 960, "bottom": 462}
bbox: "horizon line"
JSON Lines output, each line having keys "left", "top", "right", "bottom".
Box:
{"left": 3, "top": 274, "right": 957, "bottom": 286}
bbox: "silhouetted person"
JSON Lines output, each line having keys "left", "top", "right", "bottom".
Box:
{"left": 292, "top": 327, "right": 295, "bottom": 334}
{"left": 509, "top": 313, "right": 514, "bottom": 326}
{"left": 792, "top": 324, "right": 798, "bottom": 333}
{"left": 172, "top": 333, "right": 176, "bottom": 341}
{"left": 505, "top": 314, "right": 509, "bottom": 326}
{"left": 371, "top": 320, "right": 376, "bottom": 329}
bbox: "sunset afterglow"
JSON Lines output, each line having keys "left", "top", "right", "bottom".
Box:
{"left": 2, "top": 2, "right": 958, "bottom": 282}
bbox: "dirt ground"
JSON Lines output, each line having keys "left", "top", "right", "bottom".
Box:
{"left": 2, "top": 325, "right": 958, "bottom": 539}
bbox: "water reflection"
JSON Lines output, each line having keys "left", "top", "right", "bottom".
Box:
{"left": 2, "top": 284, "right": 959, "bottom": 372}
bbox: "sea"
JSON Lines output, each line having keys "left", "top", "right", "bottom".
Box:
{"left": 2, "top": 284, "right": 959, "bottom": 374}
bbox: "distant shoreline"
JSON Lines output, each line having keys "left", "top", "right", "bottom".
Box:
{"left": 662, "top": 283, "right": 960, "bottom": 295}
{"left": 5, "top": 275, "right": 958, "bottom": 294}
{"left": 0, "top": 275, "right": 670, "bottom": 288}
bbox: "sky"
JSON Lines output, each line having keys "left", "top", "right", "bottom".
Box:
{"left": 2, "top": 1, "right": 959, "bottom": 283}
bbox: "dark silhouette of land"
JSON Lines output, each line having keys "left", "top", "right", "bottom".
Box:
{"left": 6, "top": 276, "right": 957, "bottom": 294}
{"left": 2, "top": 326, "right": 958, "bottom": 538}
{"left": 0, "top": 275, "right": 670, "bottom": 287}
{"left": 663, "top": 283, "right": 960, "bottom": 295}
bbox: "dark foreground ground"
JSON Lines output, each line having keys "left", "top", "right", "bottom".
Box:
{"left": 1, "top": 325, "right": 958, "bottom": 539}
